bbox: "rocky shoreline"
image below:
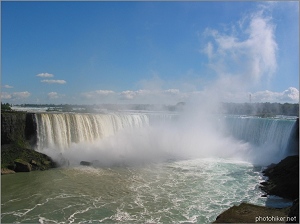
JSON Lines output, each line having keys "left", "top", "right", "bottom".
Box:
{"left": 1, "top": 144, "right": 57, "bottom": 174}
{"left": 1, "top": 111, "right": 57, "bottom": 174}
{"left": 260, "top": 156, "right": 299, "bottom": 200}
{"left": 214, "top": 155, "right": 299, "bottom": 223}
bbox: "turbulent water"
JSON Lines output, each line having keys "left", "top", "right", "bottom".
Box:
{"left": 2, "top": 159, "right": 267, "bottom": 223}
{"left": 1, "top": 111, "right": 297, "bottom": 223}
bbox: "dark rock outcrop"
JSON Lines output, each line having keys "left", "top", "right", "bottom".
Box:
{"left": 1, "top": 112, "right": 56, "bottom": 174}
{"left": 80, "top": 161, "right": 92, "bottom": 166}
{"left": 214, "top": 203, "right": 290, "bottom": 223}
{"left": 14, "top": 159, "right": 32, "bottom": 172}
{"left": 287, "top": 199, "right": 299, "bottom": 223}
{"left": 260, "top": 155, "right": 299, "bottom": 200}
{"left": 214, "top": 155, "right": 299, "bottom": 223}
{"left": 1, "top": 144, "right": 57, "bottom": 173}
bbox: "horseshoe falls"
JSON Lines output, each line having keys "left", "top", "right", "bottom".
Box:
{"left": 34, "top": 112, "right": 297, "bottom": 166}
{"left": 2, "top": 111, "right": 298, "bottom": 224}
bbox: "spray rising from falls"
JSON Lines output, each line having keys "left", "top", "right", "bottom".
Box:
{"left": 35, "top": 112, "right": 297, "bottom": 166}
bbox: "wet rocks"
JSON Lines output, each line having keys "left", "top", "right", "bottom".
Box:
{"left": 1, "top": 144, "right": 57, "bottom": 174}
{"left": 214, "top": 203, "right": 290, "bottom": 223}
{"left": 14, "top": 159, "right": 32, "bottom": 172}
{"left": 80, "top": 161, "right": 92, "bottom": 166}
{"left": 260, "top": 155, "right": 299, "bottom": 200}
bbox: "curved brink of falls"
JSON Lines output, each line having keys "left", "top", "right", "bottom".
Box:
{"left": 34, "top": 113, "right": 297, "bottom": 166}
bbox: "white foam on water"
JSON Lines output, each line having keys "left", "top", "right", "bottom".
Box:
{"left": 1, "top": 158, "right": 267, "bottom": 223}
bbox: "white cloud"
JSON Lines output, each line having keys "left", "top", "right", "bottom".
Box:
{"left": 120, "top": 91, "right": 137, "bottom": 100}
{"left": 2, "top": 91, "right": 31, "bottom": 100}
{"left": 81, "top": 88, "right": 186, "bottom": 104}
{"left": 119, "top": 89, "right": 186, "bottom": 104}
{"left": 37, "top": 73, "right": 54, "bottom": 78}
{"left": 41, "top": 79, "right": 66, "bottom": 84}
{"left": 94, "top": 90, "right": 115, "bottom": 95}
{"left": 251, "top": 87, "right": 299, "bottom": 103}
{"left": 188, "top": 87, "right": 299, "bottom": 104}
{"left": 12, "top": 91, "right": 31, "bottom": 99}
{"left": 1, "top": 91, "right": 31, "bottom": 102}
{"left": 82, "top": 90, "right": 115, "bottom": 99}
{"left": 46, "top": 86, "right": 299, "bottom": 104}
{"left": 164, "top": 89, "right": 180, "bottom": 95}
{"left": 1, "top": 92, "right": 12, "bottom": 99}
{"left": 3, "top": 85, "right": 13, "bottom": 89}
{"left": 281, "top": 87, "right": 299, "bottom": 101}
{"left": 47, "top": 92, "right": 59, "bottom": 99}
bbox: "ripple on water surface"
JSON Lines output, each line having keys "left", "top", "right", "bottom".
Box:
{"left": 1, "top": 158, "right": 266, "bottom": 223}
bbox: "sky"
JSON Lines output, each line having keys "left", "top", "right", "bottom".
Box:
{"left": 1, "top": 1, "right": 299, "bottom": 105}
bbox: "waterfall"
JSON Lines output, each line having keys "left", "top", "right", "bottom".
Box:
{"left": 34, "top": 112, "right": 298, "bottom": 165}
{"left": 35, "top": 113, "right": 149, "bottom": 151}
{"left": 224, "top": 116, "right": 297, "bottom": 161}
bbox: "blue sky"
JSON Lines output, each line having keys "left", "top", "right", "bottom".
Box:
{"left": 1, "top": 1, "right": 299, "bottom": 105}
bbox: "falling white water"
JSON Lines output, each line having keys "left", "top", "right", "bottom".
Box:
{"left": 34, "top": 112, "right": 297, "bottom": 167}
{"left": 223, "top": 116, "right": 296, "bottom": 164}
{"left": 35, "top": 113, "right": 150, "bottom": 151}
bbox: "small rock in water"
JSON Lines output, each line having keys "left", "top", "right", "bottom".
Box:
{"left": 14, "top": 159, "right": 32, "bottom": 172}
{"left": 80, "top": 161, "right": 92, "bottom": 166}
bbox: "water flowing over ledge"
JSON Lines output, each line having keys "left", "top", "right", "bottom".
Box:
{"left": 35, "top": 113, "right": 150, "bottom": 151}
{"left": 2, "top": 111, "right": 297, "bottom": 166}
{"left": 31, "top": 112, "right": 298, "bottom": 166}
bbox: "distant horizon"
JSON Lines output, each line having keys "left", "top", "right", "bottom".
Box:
{"left": 6, "top": 101, "right": 299, "bottom": 107}
{"left": 2, "top": 1, "right": 299, "bottom": 104}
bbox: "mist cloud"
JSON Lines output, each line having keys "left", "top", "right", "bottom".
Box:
{"left": 202, "top": 8, "right": 277, "bottom": 86}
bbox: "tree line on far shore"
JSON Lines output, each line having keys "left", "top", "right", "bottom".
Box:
{"left": 1, "top": 102, "right": 299, "bottom": 117}
{"left": 221, "top": 102, "right": 299, "bottom": 117}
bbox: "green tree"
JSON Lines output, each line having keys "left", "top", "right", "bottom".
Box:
{"left": 1, "top": 102, "right": 12, "bottom": 111}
